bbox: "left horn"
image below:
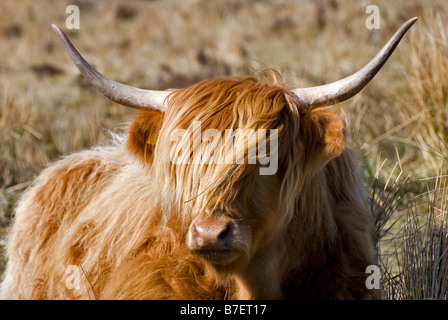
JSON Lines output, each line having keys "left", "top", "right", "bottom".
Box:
{"left": 52, "top": 24, "right": 171, "bottom": 112}
{"left": 293, "top": 17, "right": 417, "bottom": 109}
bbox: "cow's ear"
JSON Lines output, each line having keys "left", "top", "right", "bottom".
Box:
{"left": 305, "top": 106, "right": 346, "bottom": 168}
{"left": 127, "top": 110, "right": 163, "bottom": 164}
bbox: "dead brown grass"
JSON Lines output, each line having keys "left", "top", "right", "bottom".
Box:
{"left": 1, "top": 0, "right": 447, "bottom": 299}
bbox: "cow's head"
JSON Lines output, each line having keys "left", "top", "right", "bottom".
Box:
{"left": 52, "top": 18, "right": 417, "bottom": 271}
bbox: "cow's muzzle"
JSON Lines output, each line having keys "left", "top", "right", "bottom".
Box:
{"left": 187, "top": 216, "right": 247, "bottom": 266}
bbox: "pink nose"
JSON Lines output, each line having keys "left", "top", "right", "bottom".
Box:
{"left": 189, "top": 219, "right": 234, "bottom": 248}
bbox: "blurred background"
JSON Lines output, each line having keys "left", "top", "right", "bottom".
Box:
{"left": 1, "top": 0, "right": 447, "bottom": 299}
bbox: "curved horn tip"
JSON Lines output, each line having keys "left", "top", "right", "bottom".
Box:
{"left": 51, "top": 24, "right": 62, "bottom": 34}
{"left": 400, "top": 17, "right": 418, "bottom": 32}
{"left": 51, "top": 23, "right": 169, "bottom": 112}
{"left": 293, "top": 17, "right": 418, "bottom": 109}
{"left": 403, "top": 17, "right": 418, "bottom": 29}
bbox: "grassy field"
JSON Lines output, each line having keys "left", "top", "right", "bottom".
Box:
{"left": 1, "top": 0, "right": 447, "bottom": 299}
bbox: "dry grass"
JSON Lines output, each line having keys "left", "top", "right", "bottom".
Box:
{"left": 373, "top": 152, "right": 448, "bottom": 299}
{"left": 1, "top": 0, "right": 447, "bottom": 299}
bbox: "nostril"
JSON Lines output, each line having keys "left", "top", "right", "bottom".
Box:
{"left": 217, "top": 223, "right": 232, "bottom": 242}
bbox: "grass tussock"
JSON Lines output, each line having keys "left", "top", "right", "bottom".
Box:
{"left": 373, "top": 151, "right": 448, "bottom": 299}
{"left": 1, "top": 0, "right": 448, "bottom": 299}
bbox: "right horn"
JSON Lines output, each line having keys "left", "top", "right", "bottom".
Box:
{"left": 293, "top": 17, "right": 417, "bottom": 109}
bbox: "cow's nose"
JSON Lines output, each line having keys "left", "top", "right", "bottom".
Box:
{"left": 189, "top": 219, "right": 234, "bottom": 248}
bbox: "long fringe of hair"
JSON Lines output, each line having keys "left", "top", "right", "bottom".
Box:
{"left": 151, "top": 69, "right": 304, "bottom": 231}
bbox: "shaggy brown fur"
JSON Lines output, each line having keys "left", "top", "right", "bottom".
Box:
{"left": 0, "top": 70, "right": 377, "bottom": 299}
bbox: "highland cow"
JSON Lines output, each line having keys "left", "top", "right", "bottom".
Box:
{"left": 0, "top": 18, "right": 417, "bottom": 299}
